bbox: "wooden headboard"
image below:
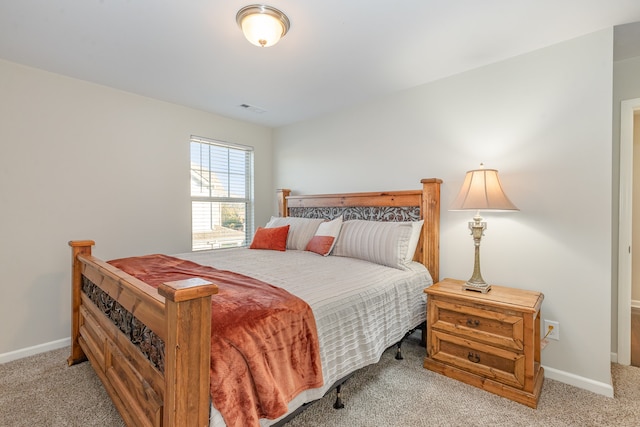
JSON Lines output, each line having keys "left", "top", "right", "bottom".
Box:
{"left": 276, "top": 178, "right": 442, "bottom": 282}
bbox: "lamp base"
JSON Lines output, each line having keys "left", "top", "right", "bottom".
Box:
{"left": 462, "top": 281, "right": 492, "bottom": 293}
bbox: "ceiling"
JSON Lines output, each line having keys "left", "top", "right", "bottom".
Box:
{"left": 2, "top": 1, "right": 640, "bottom": 128}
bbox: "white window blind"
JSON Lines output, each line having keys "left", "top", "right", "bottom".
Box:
{"left": 190, "top": 136, "right": 254, "bottom": 251}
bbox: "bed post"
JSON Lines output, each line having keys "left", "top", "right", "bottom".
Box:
{"left": 421, "top": 179, "right": 442, "bottom": 283}
{"left": 68, "top": 240, "right": 95, "bottom": 366}
{"left": 158, "top": 278, "right": 219, "bottom": 427}
{"left": 277, "top": 188, "right": 291, "bottom": 217}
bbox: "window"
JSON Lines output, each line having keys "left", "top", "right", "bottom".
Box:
{"left": 190, "top": 136, "right": 254, "bottom": 251}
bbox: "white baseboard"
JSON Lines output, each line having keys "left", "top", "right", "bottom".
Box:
{"left": 543, "top": 365, "right": 614, "bottom": 398}
{"left": 611, "top": 351, "right": 619, "bottom": 363}
{"left": 632, "top": 299, "right": 640, "bottom": 309}
{"left": 0, "top": 337, "right": 70, "bottom": 365}
{"left": 0, "top": 339, "right": 617, "bottom": 399}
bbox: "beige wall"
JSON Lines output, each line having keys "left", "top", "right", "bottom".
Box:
{"left": 0, "top": 59, "right": 273, "bottom": 356}
{"left": 274, "top": 29, "right": 614, "bottom": 394}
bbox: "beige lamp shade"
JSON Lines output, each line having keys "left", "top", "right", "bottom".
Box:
{"left": 237, "top": 5, "right": 290, "bottom": 47}
{"left": 450, "top": 168, "right": 518, "bottom": 211}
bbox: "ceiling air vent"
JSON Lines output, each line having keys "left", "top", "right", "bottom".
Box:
{"left": 239, "top": 103, "right": 266, "bottom": 114}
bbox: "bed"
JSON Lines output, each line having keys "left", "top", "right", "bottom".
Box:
{"left": 67, "top": 178, "right": 442, "bottom": 427}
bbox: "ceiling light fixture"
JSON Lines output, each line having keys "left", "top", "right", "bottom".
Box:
{"left": 236, "top": 4, "right": 290, "bottom": 48}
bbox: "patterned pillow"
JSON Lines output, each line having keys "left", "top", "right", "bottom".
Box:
{"left": 265, "top": 216, "right": 325, "bottom": 250}
{"left": 332, "top": 220, "right": 416, "bottom": 270}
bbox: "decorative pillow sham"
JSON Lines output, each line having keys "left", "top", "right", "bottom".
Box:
{"left": 265, "top": 216, "right": 325, "bottom": 251}
{"left": 332, "top": 220, "right": 418, "bottom": 270}
{"left": 249, "top": 225, "right": 290, "bottom": 251}
{"left": 305, "top": 216, "right": 343, "bottom": 256}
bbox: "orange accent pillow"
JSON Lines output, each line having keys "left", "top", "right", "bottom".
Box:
{"left": 305, "top": 236, "right": 336, "bottom": 256}
{"left": 249, "top": 225, "right": 290, "bottom": 251}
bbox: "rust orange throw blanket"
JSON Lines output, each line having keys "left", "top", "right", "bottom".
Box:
{"left": 108, "top": 254, "right": 323, "bottom": 427}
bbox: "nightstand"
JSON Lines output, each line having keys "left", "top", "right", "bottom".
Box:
{"left": 424, "top": 278, "right": 544, "bottom": 408}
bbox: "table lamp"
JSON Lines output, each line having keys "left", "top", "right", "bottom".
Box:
{"left": 450, "top": 166, "right": 518, "bottom": 293}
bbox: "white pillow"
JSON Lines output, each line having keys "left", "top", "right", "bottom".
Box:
{"left": 405, "top": 220, "right": 424, "bottom": 262}
{"left": 265, "top": 216, "right": 325, "bottom": 251}
{"left": 332, "top": 220, "right": 415, "bottom": 270}
{"left": 305, "top": 216, "right": 343, "bottom": 256}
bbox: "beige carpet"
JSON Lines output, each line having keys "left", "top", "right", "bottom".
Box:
{"left": 2, "top": 335, "right": 639, "bottom": 426}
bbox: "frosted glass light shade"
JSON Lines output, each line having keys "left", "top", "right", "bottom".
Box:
{"left": 237, "top": 5, "right": 290, "bottom": 47}
{"left": 450, "top": 168, "right": 518, "bottom": 211}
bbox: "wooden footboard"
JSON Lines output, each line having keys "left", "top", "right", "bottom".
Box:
{"left": 68, "top": 240, "right": 218, "bottom": 427}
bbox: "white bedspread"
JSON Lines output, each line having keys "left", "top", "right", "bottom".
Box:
{"left": 175, "top": 248, "right": 432, "bottom": 427}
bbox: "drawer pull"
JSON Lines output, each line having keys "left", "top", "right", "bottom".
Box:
{"left": 467, "top": 352, "right": 481, "bottom": 363}
{"left": 466, "top": 319, "right": 480, "bottom": 327}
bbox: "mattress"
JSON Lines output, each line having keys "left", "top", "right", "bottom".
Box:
{"left": 176, "top": 247, "right": 433, "bottom": 427}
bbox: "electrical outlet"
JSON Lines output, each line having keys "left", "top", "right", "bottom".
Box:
{"left": 543, "top": 320, "right": 560, "bottom": 340}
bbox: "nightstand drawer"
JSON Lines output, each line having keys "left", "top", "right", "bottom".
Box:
{"left": 430, "top": 298, "right": 524, "bottom": 351}
{"left": 430, "top": 330, "right": 525, "bottom": 389}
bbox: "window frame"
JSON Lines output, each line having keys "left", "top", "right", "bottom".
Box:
{"left": 190, "top": 135, "right": 254, "bottom": 251}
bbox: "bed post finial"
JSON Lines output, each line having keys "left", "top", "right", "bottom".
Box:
{"left": 68, "top": 240, "right": 95, "bottom": 366}
{"left": 277, "top": 189, "right": 291, "bottom": 217}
